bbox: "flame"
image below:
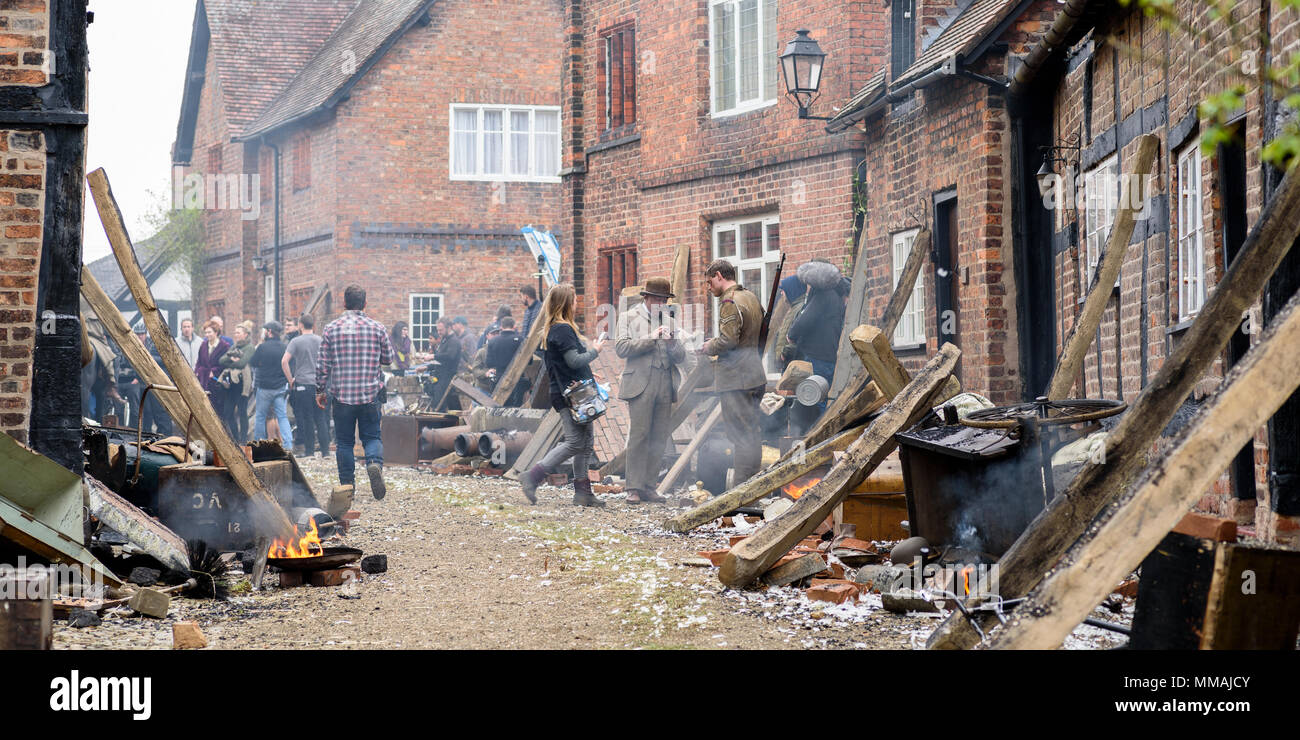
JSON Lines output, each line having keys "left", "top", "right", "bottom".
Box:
{"left": 961, "top": 566, "right": 974, "bottom": 596}
{"left": 781, "top": 475, "right": 822, "bottom": 499}
{"left": 267, "top": 519, "right": 324, "bottom": 559}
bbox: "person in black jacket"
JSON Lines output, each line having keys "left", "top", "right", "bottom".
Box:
{"left": 485, "top": 316, "right": 523, "bottom": 387}
{"left": 785, "top": 259, "right": 847, "bottom": 391}
{"left": 517, "top": 284, "right": 607, "bottom": 508}
{"left": 428, "top": 317, "right": 461, "bottom": 408}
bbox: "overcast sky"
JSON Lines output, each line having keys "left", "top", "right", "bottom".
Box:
{"left": 82, "top": 0, "right": 197, "bottom": 264}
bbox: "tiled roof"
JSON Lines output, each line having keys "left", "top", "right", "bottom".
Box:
{"left": 240, "top": 0, "right": 436, "bottom": 139}
{"left": 824, "top": 66, "right": 887, "bottom": 132}
{"left": 204, "top": 0, "right": 360, "bottom": 134}
{"left": 894, "top": 0, "right": 1023, "bottom": 85}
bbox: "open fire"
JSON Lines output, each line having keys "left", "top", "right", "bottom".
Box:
{"left": 267, "top": 519, "right": 324, "bottom": 559}
{"left": 781, "top": 476, "right": 822, "bottom": 500}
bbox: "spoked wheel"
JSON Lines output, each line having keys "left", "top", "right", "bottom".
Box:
{"left": 959, "top": 398, "right": 1127, "bottom": 429}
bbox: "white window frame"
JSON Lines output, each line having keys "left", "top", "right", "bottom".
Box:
{"left": 408, "top": 293, "right": 444, "bottom": 353}
{"left": 264, "top": 275, "right": 275, "bottom": 324}
{"left": 448, "top": 104, "right": 561, "bottom": 183}
{"left": 1177, "top": 140, "right": 1206, "bottom": 319}
{"left": 1082, "top": 153, "right": 1119, "bottom": 291}
{"left": 891, "top": 229, "right": 926, "bottom": 347}
{"left": 708, "top": 0, "right": 779, "bottom": 118}
{"left": 711, "top": 213, "right": 781, "bottom": 372}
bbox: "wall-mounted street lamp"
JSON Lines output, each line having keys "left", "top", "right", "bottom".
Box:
{"left": 251, "top": 254, "right": 267, "bottom": 273}
{"left": 780, "top": 29, "right": 829, "bottom": 120}
{"left": 1036, "top": 135, "right": 1081, "bottom": 200}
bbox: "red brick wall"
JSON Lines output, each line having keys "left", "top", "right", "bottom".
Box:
{"left": 0, "top": 129, "right": 43, "bottom": 443}
{"left": 0, "top": 0, "right": 49, "bottom": 443}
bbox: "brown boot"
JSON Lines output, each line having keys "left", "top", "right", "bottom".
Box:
{"left": 573, "top": 478, "right": 606, "bottom": 508}
{"left": 626, "top": 489, "right": 643, "bottom": 505}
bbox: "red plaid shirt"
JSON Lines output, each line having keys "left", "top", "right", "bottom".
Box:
{"left": 316, "top": 310, "right": 394, "bottom": 405}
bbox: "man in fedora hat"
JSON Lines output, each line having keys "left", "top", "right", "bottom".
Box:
{"left": 616, "top": 277, "right": 686, "bottom": 504}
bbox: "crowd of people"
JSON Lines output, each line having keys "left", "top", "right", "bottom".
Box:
{"left": 82, "top": 257, "right": 846, "bottom": 511}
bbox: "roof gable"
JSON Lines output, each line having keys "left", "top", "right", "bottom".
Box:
{"left": 239, "top": 0, "right": 437, "bottom": 140}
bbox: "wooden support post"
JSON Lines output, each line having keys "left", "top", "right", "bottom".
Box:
{"left": 928, "top": 162, "right": 1300, "bottom": 650}
{"left": 1047, "top": 134, "right": 1159, "bottom": 398}
{"left": 452, "top": 377, "right": 500, "bottom": 408}
{"left": 670, "top": 242, "right": 689, "bottom": 306}
{"left": 662, "top": 422, "right": 866, "bottom": 533}
{"left": 984, "top": 291, "right": 1300, "bottom": 649}
{"left": 719, "top": 344, "right": 960, "bottom": 588}
{"left": 87, "top": 169, "right": 294, "bottom": 589}
{"left": 81, "top": 271, "right": 194, "bottom": 433}
{"left": 849, "top": 325, "right": 910, "bottom": 399}
{"left": 654, "top": 400, "right": 721, "bottom": 497}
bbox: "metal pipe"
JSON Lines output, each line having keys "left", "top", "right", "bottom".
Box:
{"left": 453, "top": 432, "right": 478, "bottom": 458}
{"left": 422, "top": 424, "right": 470, "bottom": 457}
{"left": 132, "top": 384, "right": 179, "bottom": 484}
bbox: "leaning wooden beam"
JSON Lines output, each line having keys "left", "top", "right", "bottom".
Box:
{"left": 452, "top": 377, "right": 500, "bottom": 408}
{"left": 81, "top": 271, "right": 193, "bottom": 432}
{"left": 87, "top": 169, "right": 294, "bottom": 590}
{"left": 670, "top": 242, "right": 689, "bottom": 305}
{"left": 719, "top": 344, "right": 961, "bottom": 588}
{"left": 654, "top": 400, "right": 722, "bottom": 497}
{"left": 505, "top": 409, "right": 565, "bottom": 480}
{"left": 662, "top": 422, "right": 867, "bottom": 533}
{"left": 849, "top": 325, "right": 911, "bottom": 399}
{"left": 928, "top": 161, "right": 1300, "bottom": 650}
{"left": 986, "top": 290, "right": 1300, "bottom": 649}
{"left": 1047, "top": 134, "right": 1159, "bottom": 398}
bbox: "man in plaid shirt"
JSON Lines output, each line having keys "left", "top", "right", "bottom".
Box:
{"left": 316, "top": 285, "right": 395, "bottom": 499}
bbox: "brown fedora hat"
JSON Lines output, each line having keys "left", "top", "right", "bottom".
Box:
{"left": 640, "top": 277, "right": 674, "bottom": 299}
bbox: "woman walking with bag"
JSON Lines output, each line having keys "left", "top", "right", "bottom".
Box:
{"left": 217, "top": 321, "right": 255, "bottom": 442}
{"left": 518, "top": 283, "right": 607, "bottom": 507}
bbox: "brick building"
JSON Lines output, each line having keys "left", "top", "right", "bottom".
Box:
{"left": 557, "top": 0, "right": 885, "bottom": 340}
{"left": 825, "top": 0, "right": 1300, "bottom": 541}
{"left": 0, "top": 0, "right": 87, "bottom": 472}
{"left": 173, "top": 0, "right": 564, "bottom": 350}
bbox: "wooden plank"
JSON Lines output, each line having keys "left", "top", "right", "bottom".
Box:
{"left": 983, "top": 289, "right": 1300, "bottom": 649}
{"left": 1128, "top": 532, "right": 1220, "bottom": 649}
{"left": 929, "top": 162, "right": 1300, "bottom": 650}
{"left": 1200, "top": 543, "right": 1300, "bottom": 649}
{"left": 719, "top": 344, "right": 960, "bottom": 588}
{"left": 849, "top": 325, "right": 910, "bottom": 399}
{"left": 1047, "top": 134, "right": 1159, "bottom": 398}
{"left": 452, "top": 377, "right": 500, "bottom": 408}
{"left": 87, "top": 168, "right": 293, "bottom": 590}
{"left": 81, "top": 271, "right": 194, "bottom": 433}
{"left": 305, "top": 283, "right": 330, "bottom": 318}
{"left": 654, "top": 400, "right": 721, "bottom": 497}
{"left": 670, "top": 241, "right": 689, "bottom": 305}
{"left": 662, "top": 422, "right": 866, "bottom": 533}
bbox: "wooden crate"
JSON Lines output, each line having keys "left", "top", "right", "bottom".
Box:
{"left": 837, "top": 493, "right": 909, "bottom": 541}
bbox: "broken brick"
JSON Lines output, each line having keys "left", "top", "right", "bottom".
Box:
{"left": 1172, "top": 512, "right": 1237, "bottom": 542}
{"left": 696, "top": 549, "right": 730, "bottom": 567}
{"left": 806, "top": 582, "right": 858, "bottom": 605}
{"left": 309, "top": 565, "right": 361, "bottom": 587}
{"left": 172, "top": 621, "right": 208, "bottom": 650}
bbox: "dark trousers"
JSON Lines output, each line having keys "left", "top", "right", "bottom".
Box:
{"left": 720, "top": 387, "right": 763, "bottom": 485}
{"left": 290, "top": 384, "right": 331, "bottom": 455}
{"left": 332, "top": 399, "right": 382, "bottom": 485}
{"left": 225, "top": 389, "right": 250, "bottom": 443}
{"left": 141, "top": 391, "right": 172, "bottom": 435}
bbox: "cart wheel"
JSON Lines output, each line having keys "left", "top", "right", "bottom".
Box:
{"left": 959, "top": 398, "right": 1126, "bottom": 429}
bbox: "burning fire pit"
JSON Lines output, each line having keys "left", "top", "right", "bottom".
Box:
{"left": 265, "top": 520, "right": 363, "bottom": 572}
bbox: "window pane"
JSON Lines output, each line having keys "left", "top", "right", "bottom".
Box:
{"left": 742, "top": 221, "right": 764, "bottom": 259}
{"left": 453, "top": 109, "right": 477, "bottom": 175}
{"left": 483, "top": 110, "right": 503, "bottom": 175}
{"left": 716, "top": 228, "right": 736, "bottom": 259}
{"left": 766, "top": 221, "right": 780, "bottom": 253}
{"left": 535, "top": 111, "right": 559, "bottom": 176}
{"left": 713, "top": 4, "right": 736, "bottom": 111}
{"left": 742, "top": 268, "right": 762, "bottom": 293}
{"left": 739, "top": 0, "right": 760, "bottom": 102}
{"left": 511, "top": 111, "right": 531, "bottom": 175}
{"left": 764, "top": 0, "right": 778, "bottom": 100}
